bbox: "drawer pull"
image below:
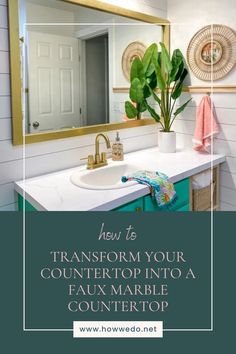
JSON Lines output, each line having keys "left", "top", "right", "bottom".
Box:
{"left": 135, "top": 207, "right": 142, "bottom": 212}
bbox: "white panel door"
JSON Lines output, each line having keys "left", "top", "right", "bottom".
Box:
{"left": 27, "top": 32, "right": 80, "bottom": 133}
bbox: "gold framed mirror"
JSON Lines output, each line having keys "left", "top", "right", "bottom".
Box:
{"left": 8, "top": 0, "right": 170, "bottom": 145}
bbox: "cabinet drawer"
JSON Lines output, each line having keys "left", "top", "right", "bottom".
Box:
{"left": 174, "top": 178, "right": 190, "bottom": 207}
{"left": 143, "top": 178, "right": 190, "bottom": 211}
{"left": 176, "top": 204, "right": 190, "bottom": 212}
{"left": 114, "top": 198, "right": 143, "bottom": 212}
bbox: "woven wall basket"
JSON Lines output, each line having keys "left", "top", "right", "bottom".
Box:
{"left": 122, "top": 41, "right": 147, "bottom": 82}
{"left": 187, "top": 24, "right": 236, "bottom": 81}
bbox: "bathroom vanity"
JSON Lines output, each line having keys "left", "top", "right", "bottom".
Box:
{"left": 15, "top": 147, "right": 225, "bottom": 212}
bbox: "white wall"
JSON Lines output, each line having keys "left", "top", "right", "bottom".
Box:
{"left": 24, "top": 2, "right": 75, "bottom": 36}
{"left": 168, "top": 0, "right": 236, "bottom": 211}
{"left": 0, "top": 0, "right": 166, "bottom": 211}
{"left": 100, "top": 0, "right": 167, "bottom": 18}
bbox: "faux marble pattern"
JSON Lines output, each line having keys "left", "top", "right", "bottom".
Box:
{"left": 14, "top": 147, "right": 225, "bottom": 211}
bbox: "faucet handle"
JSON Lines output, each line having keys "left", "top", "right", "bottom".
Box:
{"left": 80, "top": 155, "right": 94, "bottom": 169}
{"left": 101, "top": 152, "right": 107, "bottom": 163}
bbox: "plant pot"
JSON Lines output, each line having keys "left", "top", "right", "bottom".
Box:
{"left": 158, "top": 130, "right": 176, "bottom": 153}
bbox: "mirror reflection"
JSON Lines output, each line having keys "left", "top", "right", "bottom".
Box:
{"left": 19, "top": 0, "right": 162, "bottom": 134}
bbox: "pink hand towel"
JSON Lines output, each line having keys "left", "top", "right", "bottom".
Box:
{"left": 193, "top": 95, "right": 220, "bottom": 153}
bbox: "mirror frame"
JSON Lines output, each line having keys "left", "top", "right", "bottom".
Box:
{"left": 8, "top": 0, "right": 170, "bottom": 145}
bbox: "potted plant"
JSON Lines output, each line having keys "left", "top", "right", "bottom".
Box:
{"left": 125, "top": 43, "right": 191, "bottom": 153}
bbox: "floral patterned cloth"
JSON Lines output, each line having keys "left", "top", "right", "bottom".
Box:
{"left": 121, "top": 170, "right": 177, "bottom": 209}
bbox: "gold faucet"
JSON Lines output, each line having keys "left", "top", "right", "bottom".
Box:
{"left": 82, "top": 133, "right": 111, "bottom": 169}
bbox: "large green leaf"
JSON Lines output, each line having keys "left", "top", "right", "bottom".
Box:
{"left": 145, "top": 73, "right": 157, "bottom": 98}
{"left": 171, "top": 82, "right": 183, "bottom": 100}
{"left": 148, "top": 86, "right": 161, "bottom": 104}
{"left": 147, "top": 71, "right": 157, "bottom": 89}
{"left": 142, "top": 43, "right": 158, "bottom": 76}
{"left": 157, "top": 51, "right": 161, "bottom": 67}
{"left": 125, "top": 101, "right": 138, "bottom": 118}
{"left": 169, "top": 49, "right": 184, "bottom": 83}
{"left": 130, "top": 57, "right": 145, "bottom": 83}
{"left": 145, "top": 101, "right": 161, "bottom": 122}
{"left": 175, "top": 62, "right": 184, "bottom": 81}
{"left": 154, "top": 61, "right": 166, "bottom": 90}
{"left": 140, "top": 101, "right": 147, "bottom": 112}
{"left": 159, "top": 42, "right": 172, "bottom": 75}
{"left": 173, "top": 98, "right": 192, "bottom": 117}
{"left": 171, "top": 68, "right": 188, "bottom": 99}
{"left": 179, "top": 68, "right": 188, "bottom": 83}
{"left": 146, "top": 62, "right": 156, "bottom": 77}
{"left": 129, "top": 78, "right": 144, "bottom": 103}
{"left": 143, "top": 85, "right": 152, "bottom": 99}
{"left": 172, "top": 49, "right": 183, "bottom": 68}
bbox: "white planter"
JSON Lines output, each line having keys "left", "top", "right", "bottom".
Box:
{"left": 158, "top": 130, "right": 176, "bottom": 153}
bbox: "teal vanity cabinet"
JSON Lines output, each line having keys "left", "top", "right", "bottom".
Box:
{"left": 18, "top": 194, "right": 37, "bottom": 211}
{"left": 114, "top": 178, "right": 190, "bottom": 212}
{"left": 143, "top": 178, "right": 190, "bottom": 211}
{"left": 113, "top": 197, "right": 144, "bottom": 212}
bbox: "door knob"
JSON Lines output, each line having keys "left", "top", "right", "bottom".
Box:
{"left": 32, "top": 121, "right": 40, "bottom": 128}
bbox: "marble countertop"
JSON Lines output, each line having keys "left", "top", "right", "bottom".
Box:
{"left": 14, "top": 147, "right": 225, "bottom": 211}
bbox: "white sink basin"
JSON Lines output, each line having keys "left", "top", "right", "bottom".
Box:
{"left": 70, "top": 162, "right": 140, "bottom": 190}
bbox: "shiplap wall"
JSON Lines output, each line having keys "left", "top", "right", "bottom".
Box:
{"left": 0, "top": 0, "right": 167, "bottom": 211}
{"left": 168, "top": 0, "right": 236, "bottom": 211}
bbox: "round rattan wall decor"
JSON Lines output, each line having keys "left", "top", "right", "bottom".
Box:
{"left": 187, "top": 25, "right": 236, "bottom": 81}
{"left": 122, "top": 41, "right": 147, "bottom": 82}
